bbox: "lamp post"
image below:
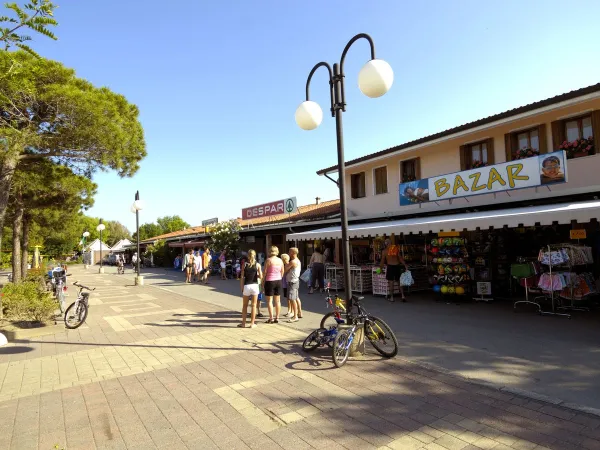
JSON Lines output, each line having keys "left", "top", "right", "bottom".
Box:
{"left": 96, "top": 220, "right": 105, "bottom": 273}
{"left": 82, "top": 231, "right": 90, "bottom": 268}
{"left": 131, "top": 191, "right": 144, "bottom": 285}
{"left": 295, "top": 33, "right": 393, "bottom": 325}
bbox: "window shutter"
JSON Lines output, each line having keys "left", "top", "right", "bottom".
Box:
{"left": 592, "top": 110, "right": 600, "bottom": 156}
{"left": 414, "top": 157, "right": 421, "bottom": 179}
{"left": 459, "top": 145, "right": 467, "bottom": 170}
{"left": 551, "top": 120, "right": 565, "bottom": 150}
{"left": 504, "top": 133, "right": 512, "bottom": 162}
{"left": 486, "top": 138, "right": 495, "bottom": 165}
{"left": 538, "top": 123, "right": 548, "bottom": 154}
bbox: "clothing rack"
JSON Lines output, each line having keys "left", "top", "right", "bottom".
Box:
{"left": 536, "top": 245, "right": 571, "bottom": 319}
{"left": 512, "top": 258, "right": 545, "bottom": 313}
{"left": 549, "top": 243, "right": 592, "bottom": 313}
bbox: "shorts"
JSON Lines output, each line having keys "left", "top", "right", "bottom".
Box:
{"left": 186, "top": 263, "right": 193, "bottom": 271}
{"left": 243, "top": 283, "right": 260, "bottom": 297}
{"left": 287, "top": 281, "right": 300, "bottom": 301}
{"left": 283, "top": 287, "right": 288, "bottom": 299}
{"left": 385, "top": 265, "right": 404, "bottom": 281}
{"left": 264, "top": 280, "right": 282, "bottom": 297}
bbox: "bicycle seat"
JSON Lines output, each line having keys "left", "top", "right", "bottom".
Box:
{"left": 353, "top": 296, "right": 364, "bottom": 301}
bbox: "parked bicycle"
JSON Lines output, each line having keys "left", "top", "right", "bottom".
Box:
{"left": 319, "top": 283, "right": 346, "bottom": 329}
{"left": 64, "top": 281, "right": 95, "bottom": 329}
{"left": 331, "top": 295, "right": 398, "bottom": 368}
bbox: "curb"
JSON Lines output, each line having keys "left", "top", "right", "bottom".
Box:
{"left": 399, "top": 357, "right": 600, "bottom": 419}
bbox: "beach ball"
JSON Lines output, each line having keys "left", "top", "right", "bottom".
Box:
{"left": 455, "top": 286, "right": 465, "bottom": 295}
{"left": 375, "top": 268, "right": 382, "bottom": 274}
{"left": 431, "top": 239, "right": 438, "bottom": 247}
{"left": 443, "top": 238, "right": 451, "bottom": 247}
{"left": 440, "top": 285, "right": 448, "bottom": 294}
{"left": 447, "top": 286, "right": 455, "bottom": 295}
{"left": 438, "top": 238, "right": 445, "bottom": 246}
{"left": 431, "top": 247, "right": 439, "bottom": 255}
{"left": 433, "top": 285, "right": 441, "bottom": 293}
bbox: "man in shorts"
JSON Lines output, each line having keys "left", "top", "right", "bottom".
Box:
{"left": 379, "top": 234, "right": 409, "bottom": 302}
{"left": 284, "top": 247, "right": 302, "bottom": 321}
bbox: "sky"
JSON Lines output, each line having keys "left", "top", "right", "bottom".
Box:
{"left": 32, "top": 0, "right": 600, "bottom": 233}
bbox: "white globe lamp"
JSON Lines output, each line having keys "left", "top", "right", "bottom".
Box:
{"left": 295, "top": 100, "right": 323, "bottom": 131}
{"left": 358, "top": 59, "right": 394, "bottom": 98}
{"left": 82, "top": 231, "right": 90, "bottom": 238}
{"left": 96, "top": 223, "right": 105, "bottom": 232}
{"left": 133, "top": 199, "right": 144, "bottom": 211}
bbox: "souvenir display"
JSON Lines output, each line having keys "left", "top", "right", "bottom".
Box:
{"left": 428, "top": 236, "right": 469, "bottom": 297}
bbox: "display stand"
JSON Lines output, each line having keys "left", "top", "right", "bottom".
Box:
{"left": 536, "top": 245, "right": 571, "bottom": 319}
{"left": 555, "top": 244, "right": 593, "bottom": 312}
{"left": 325, "top": 264, "right": 344, "bottom": 291}
{"left": 350, "top": 266, "right": 373, "bottom": 293}
{"left": 372, "top": 267, "right": 399, "bottom": 296}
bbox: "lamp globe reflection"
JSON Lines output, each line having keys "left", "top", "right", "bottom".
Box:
{"left": 294, "top": 100, "right": 323, "bottom": 131}
{"left": 358, "top": 59, "right": 394, "bottom": 98}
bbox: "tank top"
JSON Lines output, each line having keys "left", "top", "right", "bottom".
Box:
{"left": 243, "top": 261, "right": 259, "bottom": 285}
{"left": 265, "top": 257, "right": 283, "bottom": 281}
{"left": 286, "top": 259, "right": 301, "bottom": 283}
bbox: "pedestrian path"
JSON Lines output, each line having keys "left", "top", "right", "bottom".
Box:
{"left": 1, "top": 266, "right": 600, "bottom": 449}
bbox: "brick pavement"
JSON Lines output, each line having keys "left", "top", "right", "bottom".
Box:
{"left": 1, "top": 267, "right": 600, "bottom": 449}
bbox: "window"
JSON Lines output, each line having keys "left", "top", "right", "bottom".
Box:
{"left": 460, "top": 139, "right": 494, "bottom": 170}
{"left": 517, "top": 128, "right": 539, "bottom": 152}
{"left": 350, "top": 172, "right": 366, "bottom": 199}
{"left": 565, "top": 115, "right": 593, "bottom": 142}
{"left": 400, "top": 158, "right": 420, "bottom": 182}
{"left": 373, "top": 166, "right": 388, "bottom": 195}
{"left": 506, "top": 126, "right": 544, "bottom": 160}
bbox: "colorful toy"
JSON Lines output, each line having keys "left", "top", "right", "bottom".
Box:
{"left": 437, "top": 264, "right": 445, "bottom": 275}
{"left": 431, "top": 247, "right": 439, "bottom": 255}
{"left": 431, "top": 239, "right": 438, "bottom": 247}
{"left": 375, "top": 268, "right": 382, "bottom": 274}
{"left": 433, "top": 285, "right": 441, "bottom": 293}
{"left": 455, "top": 286, "right": 465, "bottom": 295}
{"left": 440, "top": 285, "right": 448, "bottom": 294}
{"left": 447, "top": 286, "right": 455, "bottom": 295}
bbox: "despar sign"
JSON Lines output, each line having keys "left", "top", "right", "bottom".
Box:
{"left": 242, "top": 197, "right": 297, "bottom": 220}
{"left": 429, "top": 151, "right": 568, "bottom": 202}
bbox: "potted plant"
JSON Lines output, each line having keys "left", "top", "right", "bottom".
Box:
{"left": 515, "top": 147, "right": 539, "bottom": 160}
{"left": 559, "top": 137, "right": 594, "bottom": 159}
{"left": 470, "top": 160, "right": 487, "bottom": 169}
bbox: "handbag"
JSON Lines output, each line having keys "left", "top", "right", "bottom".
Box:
{"left": 300, "top": 268, "right": 312, "bottom": 284}
{"left": 400, "top": 270, "right": 414, "bottom": 287}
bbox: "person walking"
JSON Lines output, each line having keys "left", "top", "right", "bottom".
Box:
{"left": 201, "top": 247, "right": 212, "bottom": 284}
{"left": 379, "top": 234, "right": 409, "bottom": 302}
{"left": 262, "top": 246, "right": 284, "bottom": 323}
{"left": 219, "top": 250, "right": 227, "bottom": 280}
{"left": 284, "top": 247, "right": 302, "bottom": 322}
{"left": 183, "top": 248, "right": 195, "bottom": 283}
{"left": 193, "top": 249, "right": 202, "bottom": 282}
{"left": 131, "top": 252, "right": 138, "bottom": 270}
{"left": 308, "top": 247, "right": 325, "bottom": 294}
{"left": 239, "top": 249, "right": 263, "bottom": 328}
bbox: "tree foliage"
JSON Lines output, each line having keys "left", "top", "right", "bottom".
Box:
{"left": 156, "top": 215, "right": 190, "bottom": 234}
{"left": 0, "top": 0, "right": 57, "bottom": 57}
{"left": 104, "top": 221, "right": 131, "bottom": 246}
{"left": 209, "top": 219, "right": 241, "bottom": 252}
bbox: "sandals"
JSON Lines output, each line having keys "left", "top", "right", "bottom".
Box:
{"left": 237, "top": 323, "right": 246, "bottom": 328}
{"left": 265, "top": 319, "right": 275, "bottom": 324}
{"left": 287, "top": 317, "right": 298, "bottom": 323}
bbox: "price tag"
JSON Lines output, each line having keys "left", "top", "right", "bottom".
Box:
{"left": 570, "top": 229, "right": 587, "bottom": 240}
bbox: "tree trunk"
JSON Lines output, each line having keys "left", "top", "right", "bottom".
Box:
{"left": 11, "top": 195, "right": 24, "bottom": 283}
{"left": 21, "top": 215, "right": 30, "bottom": 279}
{"left": 0, "top": 154, "right": 19, "bottom": 256}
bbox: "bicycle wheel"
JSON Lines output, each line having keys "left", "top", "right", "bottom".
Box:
{"left": 302, "top": 329, "right": 322, "bottom": 352}
{"left": 365, "top": 315, "right": 398, "bottom": 358}
{"left": 320, "top": 311, "right": 344, "bottom": 329}
{"left": 64, "top": 302, "right": 88, "bottom": 329}
{"left": 332, "top": 330, "right": 351, "bottom": 368}
{"left": 57, "top": 289, "right": 66, "bottom": 313}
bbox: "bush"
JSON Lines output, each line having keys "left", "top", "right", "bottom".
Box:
{"left": 24, "top": 266, "right": 48, "bottom": 291}
{"left": 1, "top": 281, "right": 56, "bottom": 322}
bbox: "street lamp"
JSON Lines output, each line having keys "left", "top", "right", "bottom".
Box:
{"left": 96, "top": 220, "right": 105, "bottom": 273}
{"left": 131, "top": 191, "right": 144, "bottom": 285}
{"left": 82, "top": 231, "right": 90, "bottom": 268}
{"left": 295, "top": 33, "right": 393, "bottom": 324}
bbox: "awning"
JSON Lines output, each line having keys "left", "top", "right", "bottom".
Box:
{"left": 286, "top": 200, "right": 600, "bottom": 241}
{"left": 168, "top": 240, "right": 206, "bottom": 248}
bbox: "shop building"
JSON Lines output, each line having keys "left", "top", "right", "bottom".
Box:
{"left": 288, "top": 83, "right": 600, "bottom": 308}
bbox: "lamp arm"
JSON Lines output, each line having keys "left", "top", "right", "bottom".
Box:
{"left": 305, "top": 61, "right": 335, "bottom": 117}
{"left": 338, "top": 33, "right": 376, "bottom": 112}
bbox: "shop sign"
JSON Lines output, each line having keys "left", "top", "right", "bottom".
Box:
{"left": 399, "top": 151, "right": 568, "bottom": 206}
{"left": 570, "top": 229, "right": 587, "bottom": 240}
{"left": 242, "top": 197, "right": 297, "bottom": 220}
{"left": 202, "top": 218, "right": 218, "bottom": 226}
{"left": 246, "top": 236, "right": 256, "bottom": 243}
{"left": 477, "top": 282, "right": 492, "bottom": 296}
{"left": 438, "top": 231, "right": 460, "bottom": 237}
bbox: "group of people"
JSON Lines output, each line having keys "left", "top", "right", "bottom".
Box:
{"left": 178, "top": 248, "right": 213, "bottom": 284}
{"left": 115, "top": 252, "right": 137, "bottom": 274}
{"left": 239, "top": 246, "right": 303, "bottom": 328}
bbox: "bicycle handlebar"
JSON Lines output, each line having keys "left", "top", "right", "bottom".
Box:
{"left": 73, "top": 281, "right": 95, "bottom": 291}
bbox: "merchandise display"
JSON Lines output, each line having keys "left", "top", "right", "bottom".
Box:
{"left": 427, "top": 237, "right": 471, "bottom": 298}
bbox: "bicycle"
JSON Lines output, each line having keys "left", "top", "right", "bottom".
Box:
{"left": 332, "top": 295, "right": 399, "bottom": 368}
{"left": 319, "top": 283, "right": 347, "bottom": 329}
{"left": 302, "top": 326, "right": 338, "bottom": 351}
{"left": 64, "top": 281, "right": 95, "bottom": 329}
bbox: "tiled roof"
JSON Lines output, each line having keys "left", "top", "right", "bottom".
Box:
{"left": 317, "top": 82, "right": 600, "bottom": 175}
{"left": 141, "top": 200, "right": 340, "bottom": 243}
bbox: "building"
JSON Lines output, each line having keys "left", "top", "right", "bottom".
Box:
{"left": 82, "top": 239, "right": 112, "bottom": 265}
{"left": 288, "top": 83, "right": 600, "bottom": 300}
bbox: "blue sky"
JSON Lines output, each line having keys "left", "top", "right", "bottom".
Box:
{"left": 33, "top": 0, "right": 600, "bottom": 232}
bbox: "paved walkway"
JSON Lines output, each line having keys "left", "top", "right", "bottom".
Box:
{"left": 141, "top": 267, "right": 600, "bottom": 411}
{"left": 1, "top": 267, "right": 600, "bottom": 449}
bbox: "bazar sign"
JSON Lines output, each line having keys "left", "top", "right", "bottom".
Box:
{"left": 242, "top": 197, "right": 297, "bottom": 220}
{"left": 399, "top": 151, "right": 568, "bottom": 206}
{"left": 201, "top": 218, "right": 218, "bottom": 226}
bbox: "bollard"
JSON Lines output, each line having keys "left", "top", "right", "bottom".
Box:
{"left": 98, "top": 267, "right": 104, "bottom": 274}
{"left": 337, "top": 323, "right": 365, "bottom": 356}
{"left": 135, "top": 276, "right": 144, "bottom": 286}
